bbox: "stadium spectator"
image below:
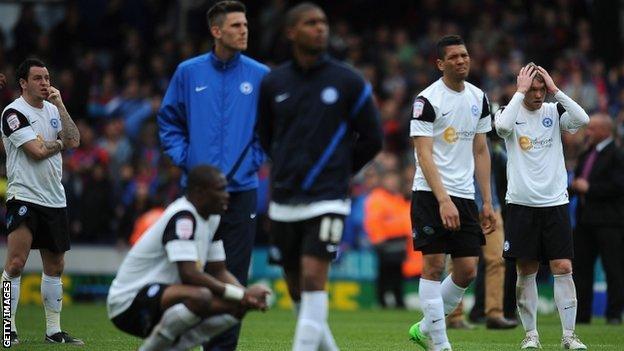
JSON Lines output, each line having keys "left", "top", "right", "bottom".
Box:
{"left": 1, "top": 58, "right": 82, "bottom": 345}
{"left": 157, "top": 2, "right": 269, "bottom": 350}
{"left": 107, "top": 165, "right": 271, "bottom": 351}
{"left": 257, "top": 3, "right": 382, "bottom": 349}
{"left": 407, "top": 35, "right": 496, "bottom": 351}
{"left": 494, "top": 63, "right": 589, "bottom": 349}
{"left": 364, "top": 169, "right": 411, "bottom": 309}
{"left": 571, "top": 113, "right": 624, "bottom": 325}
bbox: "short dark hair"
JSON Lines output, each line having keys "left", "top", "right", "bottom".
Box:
{"left": 16, "top": 57, "right": 46, "bottom": 88}
{"left": 207, "top": 1, "right": 246, "bottom": 28}
{"left": 526, "top": 62, "right": 545, "bottom": 83}
{"left": 187, "top": 165, "right": 224, "bottom": 192}
{"left": 285, "top": 2, "right": 323, "bottom": 28}
{"left": 436, "top": 35, "right": 465, "bottom": 59}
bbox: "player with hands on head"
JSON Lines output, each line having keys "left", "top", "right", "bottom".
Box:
{"left": 494, "top": 63, "right": 589, "bottom": 350}
{"left": 107, "top": 165, "right": 271, "bottom": 351}
{"left": 1, "top": 58, "right": 82, "bottom": 345}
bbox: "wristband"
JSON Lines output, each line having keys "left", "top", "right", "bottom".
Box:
{"left": 55, "top": 139, "right": 64, "bottom": 151}
{"left": 223, "top": 284, "right": 244, "bottom": 301}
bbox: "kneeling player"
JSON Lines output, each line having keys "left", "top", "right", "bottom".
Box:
{"left": 107, "top": 165, "right": 270, "bottom": 351}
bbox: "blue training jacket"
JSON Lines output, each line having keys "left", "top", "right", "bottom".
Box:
{"left": 158, "top": 52, "right": 269, "bottom": 192}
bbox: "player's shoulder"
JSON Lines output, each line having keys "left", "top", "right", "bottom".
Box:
{"left": 2, "top": 97, "right": 26, "bottom": 116}
{"left": 416, "top": 80, "right": 444, "bottom": 107}
{"left": 177, "top": 53, "right": 211, "bottom": 72}
{"left": 164, "top": 197, "right": 199, "bottom": 218}
{"left": 327, "top": 58, "right": 365, "bottom": 82}
{"left": 464, "top": 81, "right": 486, "bottom": 98}
{"left": 240, "top": 54, "right": 270, "bottom": 74}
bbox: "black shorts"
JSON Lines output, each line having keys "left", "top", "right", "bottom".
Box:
{"left": 503, "top": 203, "right": 573, "bottom": 262}
{"left": 411, "top": 191, "right": 484, "bottom": 258}
{"left": 268, "top": 214, "right": 345, "bottom": 268}
{"left": 111, "top": 283, "right": 168, "bottom": 338}
{"left": 5, "top": 199, "right": 70, "bottom": 253}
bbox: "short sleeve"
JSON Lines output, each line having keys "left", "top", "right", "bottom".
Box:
{"left": 477, "top": 114, "right": 492, "bottom": 134}
{"left": 410, "top": 96, "right": 436, "bottom": 137}
{"left": 206, "top": 240, "right": 226, "bottom": 262}
{"left": 480, "top": 94, "right": 491, "bottom": 119}
{"left": 162, "top": 210, "right": 199, "bottom": 262}
{"left": 2, "top": 108, "right": 37, "bottom": 147}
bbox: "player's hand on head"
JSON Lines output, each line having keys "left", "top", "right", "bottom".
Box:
{"left": 0, "top": 74, "right": 6, "bottom": 90}
{"left": 46, "top": 86, "right": 63, "bottom": 105}
{"left": 517, "top": 65, "right": 537, "bottom": 94}
{"left": 536, "top": 66, "right": 559, "bottom": 94}
{"left": 439, "top": 198, "right": 460, "bottom": 231}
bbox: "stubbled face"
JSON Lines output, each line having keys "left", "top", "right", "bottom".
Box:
{"left": 288, "top": 8, "right": 329, "bottom": 54}
{"left": 523, "top": 79, "right": 546, "bottom": 111}
{"left": 437, "top": 44, "right": 470, "bottom": 80}
{"left": 21, "top": 66, "right": 50, "bottom": 100}
{"left": 213, "top": 12, "right": 248, "bottom": 52}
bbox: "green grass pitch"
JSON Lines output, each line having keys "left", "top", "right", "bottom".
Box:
{"left": 9, "top": 303, "right": 624, "bottom": 350}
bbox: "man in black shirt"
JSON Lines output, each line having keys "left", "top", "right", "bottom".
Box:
{"left": 257, "top": 3, "right": 382, "bottom": 349}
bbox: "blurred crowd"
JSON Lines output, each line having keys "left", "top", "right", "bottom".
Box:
{"left": 0, "top": 0, "right": 621, "bottom": 251}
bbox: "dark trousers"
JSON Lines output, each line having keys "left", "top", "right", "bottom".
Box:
{"left": 375, "top": 258, "right": 405, "bottom": 308}
{"left": 573, "top": 225, "right": 624, "bottom": 322}
{"left": 203, "top": 189, "right": 257, "bottom": 351}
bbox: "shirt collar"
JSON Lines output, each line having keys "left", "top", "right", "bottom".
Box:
{"left": 596, "top": 137, "right": 613, "bottom": 152}
{"left": 292, "top": 53, "right": 330, "bottom": 73}
{"left": 209, "top": 51, "right": 241, "bottom": 70}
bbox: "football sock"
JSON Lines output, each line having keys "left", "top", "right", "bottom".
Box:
{"left": 419, "top": 278, "right": 449, "bottom": 346}
{"left": 517, "top": 273, "right": 538, "bottom": 334}
{"left": 554, "top": 273, "right": 577, "bottom": 337}
{"left": 440, "top": 274, "right": 467, "bottom": 315}
{"left": 170, "top": 314, "right": 239, "bottom": 351}
{"left": 2, "top": 271, "right": 20, "bottom": 333}
{"left": 41, "top": 273, "right": 62, "bottom": 335}
{"left": 140, "top": 303, "right": 201, "bottom": 351}
{"left": 293, "top": 291, "right": 329, "bottom": 351}
{"left": 293, "top": 300, "right": 339, "bottom": 351}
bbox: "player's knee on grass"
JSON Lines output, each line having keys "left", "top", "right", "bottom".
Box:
{"left": 550, "top": 259, "right": 572, "bottom": 275}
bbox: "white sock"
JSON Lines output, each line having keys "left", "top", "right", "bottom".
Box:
{"left": 516, "top": 273, "right": 538, "bottom": 334}
{"left": 293, "top": 291, "right": 331, "bottom": 351}
{"left": 554, "top": 273, "right": 577, "bottom": 337}
{"left": 2, "top": 271, "right": 20, "bottom": 333}
{"left": 140, "top": 303, "right": 201, "bottom": 351}
{"left": 170, "top": 314, "right": 239, "bottom": 351}
{"left": 418, "top": 278, "right": 449, "bottom": 347}
{"left": 41, "top": 273, "right": 62, "bottom": 336}
{"left": 293, "top": 299, "right": 339, "bottom": 351}
{"left": 440, "top": 274, "right": 467, "bottom": 315}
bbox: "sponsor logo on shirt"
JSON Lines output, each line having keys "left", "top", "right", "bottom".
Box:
{"left": 518, "top": 135, "right": 553, "bottom": 151}
{"left": 443, "top": 126, "right": 475, "bottom": 144}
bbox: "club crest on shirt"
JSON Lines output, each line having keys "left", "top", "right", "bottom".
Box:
{"left": 471, "top": 104, "right": 479, "bottom": 116}
{"left": 146, "top": 284, "right": 161, "bottom": 297}
{"left": 7, "top": 113, "right": 20, "bottom": 131}
{"left": 50, "top": 118, "right": 59, "bottom": 129}
{"left": 321, "top": 87, "right": 338, "bottom": 105}
{"left": 240, "top": 81, "right": 253, "bottom": 95}
{"left": 18, "top": 206, "right": 27, "bottom": 216}
{"left": 542, "top": 117, "right": 553, "bottom": 128}
{"left": 503, "top": 240, "right": 510, "bottom": 252}
{"left": 413, "top": 99, "right": 424, "bottom": 118}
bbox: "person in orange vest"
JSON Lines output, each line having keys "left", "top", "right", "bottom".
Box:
{"left": 365, "top": 169, "right": 416, "bottom": 308}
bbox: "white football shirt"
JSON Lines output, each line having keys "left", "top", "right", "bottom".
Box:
{"left": 107, "top": 196, "right": 223, "bottom": 318}
{"left": 494, "top": 91, "right": 589, "bottom": 207}
{"left": 410, "top": 78, "right": 492, "bottom": 199}
{"left": 1, "top": 97, "right": 65, "bottom": 207}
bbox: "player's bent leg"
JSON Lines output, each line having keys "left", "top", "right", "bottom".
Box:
{"left": 2, "top": 223, "right": 32, "bottom": 343}
{"left": 140, "top": 285, "right": 212, "bottom": 351}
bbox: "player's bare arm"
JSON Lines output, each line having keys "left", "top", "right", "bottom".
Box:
{"left": 473, "top": 133, "right": 496, "bottom": 234}
{"left": 47, "top": 86, "right": 80, "bottom": 149}
{"left": 413, "top": 136, "right": 460, "bottom": 231}
{"left": 177, "top": 261, "right": 270, "bottom": 311}
{"left": 21, "top": 135, "right": 64, "bottom": 160}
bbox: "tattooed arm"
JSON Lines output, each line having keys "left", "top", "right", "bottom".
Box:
{"left": 47, "top": 86, "right": 80, "bottom": 149}
{"left": 21, "top": 137, "right": 64, "bottom": 160}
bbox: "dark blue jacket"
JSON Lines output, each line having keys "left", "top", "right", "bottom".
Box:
{"left": 158, "top": 52, "right": 269, "bottom": 191}
{"left": 257, "top": 55, "right": 383, "bottom": 204}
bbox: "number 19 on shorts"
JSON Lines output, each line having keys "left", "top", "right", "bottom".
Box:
{"left": 319, "top": 216, "right": 343, "bottom": 244}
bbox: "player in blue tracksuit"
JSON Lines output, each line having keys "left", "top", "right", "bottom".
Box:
{"left": 157, "top": 2, "right": 268, "bottom": 350}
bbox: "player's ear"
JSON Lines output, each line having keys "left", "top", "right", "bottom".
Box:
{"left": 436, "top": 59, "right": 444, "bottom": 72}
{"left": 210, "top": 25, "right": 221, "bottom": 39}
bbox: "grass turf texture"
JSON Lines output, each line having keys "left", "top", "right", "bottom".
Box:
{"left": 10, "top": 303, "right": 624, "bottom": 350}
